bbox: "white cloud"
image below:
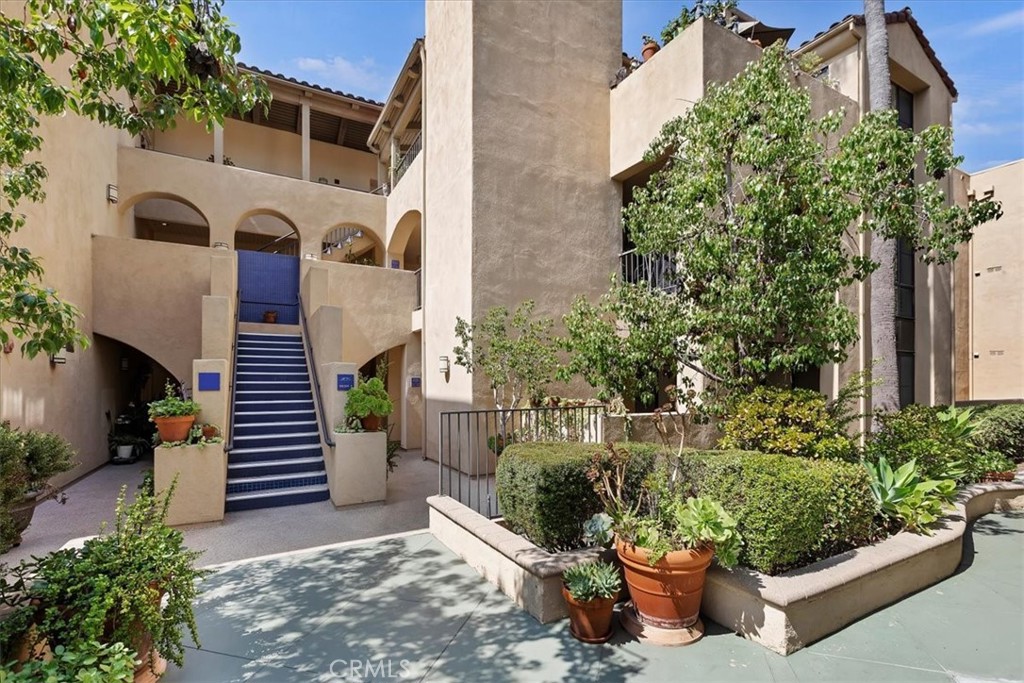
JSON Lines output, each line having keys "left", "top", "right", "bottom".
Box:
{"left": 292, "top": 55, "right": 390, "bottom": 100}
{"left": 965, "top": 8, "right": 1024, "bottom": 37}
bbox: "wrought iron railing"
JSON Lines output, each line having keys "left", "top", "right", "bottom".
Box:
{"left": 393, "top": 132, "right": 422, "bottom": 185}
{"left": 620, "top": 248, "right": 678, "bottom": 292}
{"left": 297, "top": 294, "right": 335, "bottom": 449}
{"left": 438, "top": 404, "right": 608, "bottom": 518}
{"left": 224, "top": 289, "right": 241, "bottom": 454}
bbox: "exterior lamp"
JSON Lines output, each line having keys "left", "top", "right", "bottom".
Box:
{"left": 106, "top": 184, "right": 119, "bottom": 203}
{"left": 49, "top": 354, "right": 67, "bottom": 366}
{"left": 439, "top": 355, "right": 450, "bottom": 375}
{"left": 213, "top": 241, "right": 229, "bottom": 250}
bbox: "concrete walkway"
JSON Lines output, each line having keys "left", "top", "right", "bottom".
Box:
{"left": 2, "top": 451, "right": 437, "bottom": 567}
{"left": 165, "top": 511, "right": 1024, "bottom": 682}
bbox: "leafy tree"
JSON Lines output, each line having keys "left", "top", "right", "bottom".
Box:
{"left": 0, "top": 0, "right": 269, "bottom": 357}
{"left": 566, "top": 43, "right": 1000, "bottom": 406}
{"left": 453, "top": 300, "right": 558, "bottom": 416}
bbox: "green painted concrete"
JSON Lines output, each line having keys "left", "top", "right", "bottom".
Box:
{"left": 166, "top": 512, "right": 1024, "bottom": 682}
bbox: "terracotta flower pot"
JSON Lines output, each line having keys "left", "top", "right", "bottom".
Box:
{"left": 202, "top": 425, "right": 219, "bottom": 440}
{"left": 262, "top": 311, "right": 278, "bottom": 324}
{"left": 642, "top": 42, "right": 660, "bottom": 62}
{"left": 615, "top": 537, "right": 713, "bottom": 629}
{"left": 153, "top": 415, "right": 195, "bottom": 443}
{"left": 562, "top": 586, "right": 619, "bottom": 643}
{"left": 361, "top": 415, "right": 382, "bottom": 432}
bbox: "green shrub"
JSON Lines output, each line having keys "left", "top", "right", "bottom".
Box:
{"left": 676, "top": 450, "right": 876, "bottom": 574}
{"left": 147, "top": 381, "right": 200, "bottom": 419}
{"left": 345, "top": 377, "right": 394, "bottom": 421}
{"left": 865, "top": 404, "right": 968, "bottom": 481}
{"left": 719, "top": 387, "right": 857, "bottom": 461}
{"left": 496, "top": 442, "right": 660, "bottom": 552}
{"left": 973, "top": 404, "right": 1024, "bottom": 463}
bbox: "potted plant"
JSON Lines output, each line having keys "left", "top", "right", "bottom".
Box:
{"left": 0, "top": 482, "right": 208, "bottom": 681}
{"left": 562, "top": 560, "right": 621, "bottom": 643}
{"left": 147, "top": 381, "right": 200, "bottom": 444}
{"left": 108, "top": 433, "right": 144, "bottom": 464}
{"left": 0, "top": 424, "right": 76, "bottom": 552}
{"left": 587, "top": 446, "right": 740, "bottom": 636}
{"left": 262, "top": 310, "right": 278, "bottom": 324}
{"left": 641, "top": 35, "right": 660, "bottom": 61}
{"left": 201, "top": 424, "right": 219, "bottom": 440}
{"left": 345, "top": 377, "right": 393, "bottom": 432}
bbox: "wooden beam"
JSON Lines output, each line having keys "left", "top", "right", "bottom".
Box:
{"left": 336, "top": 119, "right": 349, "bottom": 146}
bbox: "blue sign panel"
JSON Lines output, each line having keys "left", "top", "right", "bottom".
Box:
{"left": 197, "top": 372, "right": 221, "bottom": 391}
{"left": 411, "top": 377, "right": 421, "bottom": 388}
{"left": 391, "top": 259, "right": 400, "bottom": 269}
{"left": 337, "top": 374, "right": 355, "bottom": 391}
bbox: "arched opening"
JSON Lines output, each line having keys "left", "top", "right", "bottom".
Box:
{"left": 235, "top": 211, "right": 300, "bottom": 256}
{"left": 321, "top": 224, "right": 385, "bottom": 266}
{"left": 388, "top": 210, "right": 422, "bottom": 271}
{"left": 130, "top": 195, "right": 210, "bottom": 246}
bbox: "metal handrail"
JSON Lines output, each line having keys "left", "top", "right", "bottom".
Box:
{"left": 297, "top": 294, "right": 335, "bottom": 448}
{"left": 224, "top": 288, "right": 241, "bottom": 454}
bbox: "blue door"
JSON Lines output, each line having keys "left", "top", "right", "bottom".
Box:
{"left": 237, "top": 251, "right": 300, "bottom": 325}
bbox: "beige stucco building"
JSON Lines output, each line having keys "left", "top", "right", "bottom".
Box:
{"left": 0, "top": 1, "right": 995, "bottom": 501}
{"left": 955, "top": 160, "right": 1024, "bottom": 401}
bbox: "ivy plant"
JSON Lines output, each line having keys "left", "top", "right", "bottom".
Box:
{"left": 0, "top": 0, "right": 270, "bottom": 357}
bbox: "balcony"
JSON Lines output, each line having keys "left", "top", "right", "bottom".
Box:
{"left": 620, "top": 248, "right": 677, "bottom": 292}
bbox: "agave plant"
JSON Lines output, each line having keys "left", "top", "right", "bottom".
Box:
{"left": 865, "top": 457, "right": 956, "bottom": 534}
{"left": 562, "top": 561, "right": 621, "bottom": 603}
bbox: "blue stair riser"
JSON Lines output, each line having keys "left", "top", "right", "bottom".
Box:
{"left": 236, "top": 372, "right": 311, "bottom": 383}
{"left": 232, "top": 433, "right": 320, "bottom": 448}
{"left": 234, "top": 410, "right": 315, "bottom": 424}
{"left": 234, "top": 422, "right": 318, "bottom": 437}
{"left": 236, "top": 381, "right": 311, "bottom": 392}
{"left": 228, "top": 460, "right": 325, "bottom": 478}
{"left": 238, "top": 333, "right": 301, "bottom": 342}
{"left": 236, "top": 358, "right": 307, "bottom": 367}
{"left": 227, "top": 474, "right": 327, "bottom": 496}
{"left": 228, "top": 447, "right": 324, "bottom": 464}
{"left": 234, "top": 401, "right": 315, "bottom": 415}
{"left": 225, "top": 488, "right": 330, "bottom": 512}
{"left": 235, "top": 391, "right": 313, "bottom": 403}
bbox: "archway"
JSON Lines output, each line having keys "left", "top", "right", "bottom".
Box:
{"left": 234, "top": 210, "right": 300, "bottom": 256}
{"left": 321, "top": 224, "right": 385, "bottom": 266}
{"left": 388, "top": 210, "right": 422, "bottom": 271}
{"left": 129, "top": 195, "right": 210, "bottom": 246}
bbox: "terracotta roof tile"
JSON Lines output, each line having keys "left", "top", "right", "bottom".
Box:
{"left": 239, "top": 62, "right": 384, "bottom": 108}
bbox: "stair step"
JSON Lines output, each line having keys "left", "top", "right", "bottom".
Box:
{"left": 225, "top": 484, "right": 330, "bottom": 512}
{"left": 228, "top": 443, "right": 324, "bottom": 462}
{"left": 228, "top": 470, "right": 326, "bottom": 486}
{"left": 236, "top": 358, "right": 306, "bottom": 365}
{"left": 234, "top": 421, "right": 318, "bottom": 437}
{"left": 234, "top": 410, "right": 314, "bottom": 424}
{"left": 227, "top": 472, "right": 327, "bottom": 495}
{"left": 228, "top": 457, "right": 325, "bottom": 477}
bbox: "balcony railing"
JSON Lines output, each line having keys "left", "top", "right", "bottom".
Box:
{"left": 620, "top": 248, "right": 677, "bottom": 292}
{"left": 414, "top": 268, "right": 422, "bottom": 310}
{"left": 393, "top": 132, "right": 422, "bottom": 185}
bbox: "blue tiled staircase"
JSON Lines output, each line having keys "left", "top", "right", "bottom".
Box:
{"left": 226, "top": 332, "right": 330, "bottom": 512}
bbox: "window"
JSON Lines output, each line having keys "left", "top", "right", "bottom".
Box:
{"left": 893, "top": 84, "right": 915, "bottom": 407}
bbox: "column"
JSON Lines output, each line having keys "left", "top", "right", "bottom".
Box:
{"left": 212, "top": 122, "right": 224, "bottom": 166}
{"left": 301, "top": 96, "right": 311, "bottom": 182}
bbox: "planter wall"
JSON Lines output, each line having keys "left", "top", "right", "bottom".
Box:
{"left": 701, "top": 480, "right": 1024, "bottom": 655}
{"left": 326, "top": 431, "right": 387, "bottom": 507}
{"left": 153, "top": 443, "right": 227, "bottom": 526}
{"left": 428, "top": 495, "right": 615, "bottom": 623}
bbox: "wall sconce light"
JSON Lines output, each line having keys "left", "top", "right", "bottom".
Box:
{"left": 304, "top": 253, "right": 318, "bottom": 260}
{"left": 213, "top": 241, "right": 229, "bottom": 250}
{"left": 438, "top": 355, "right": 450, "bottom": 375}
{"left": 49, "top": 354, "right": 67, "bottom": 366}
{"left": 120, "top": 356, "right": 129, "bottom": 371}
{"left": 106, "top": 184, "right": 119, "bottom": 203}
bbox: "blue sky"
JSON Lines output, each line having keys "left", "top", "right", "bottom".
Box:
{"left": 224, "top": 0, "right": 1024, "bottom": 172}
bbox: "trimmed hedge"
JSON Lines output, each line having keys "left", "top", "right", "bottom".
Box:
{"left": 677, "top": 450, "right": 876, "bottom": 575}
{"left": 496, "top": 442, "right": 661, "bottom": 552}
{"left": 864, "top": 404, "right": 967, "bottom": 480}
{"left": 974, "top": 404, "right": 1024, "bottom": 463}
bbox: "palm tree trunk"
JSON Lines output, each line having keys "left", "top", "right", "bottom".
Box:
{"left": 864, "top": 0, "right": 900, "bottom": 418}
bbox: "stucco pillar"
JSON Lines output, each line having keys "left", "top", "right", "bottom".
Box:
{"left": 308, "top": 305, "right": 343, "bottom": 365}
{"left": 192, "top": 358, "right": 229, "bottom": 434}
{"left": 213, "top": 122, "right": 224, "bottom": 166}
{"left": 301, "top": 265, "right": 330, "bottom": 314}
{"left": 301, "top": 96, "right": 311, "bottom": 182}
{"left": 201, "top": 295, "right": 231, "bottom": 361}
{"left": 401, "top": 339, "right": 423, "bottom": 450}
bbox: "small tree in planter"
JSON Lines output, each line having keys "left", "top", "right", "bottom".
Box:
{"left": 345, "top": 378, "right": 393, "bottom": 432}
{"left": 147, "top": 381, "right": 201, "bottom": 444}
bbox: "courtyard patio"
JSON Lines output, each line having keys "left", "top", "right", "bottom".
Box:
{"left": 162, "top": 511, "right": 1024, "bottom": 682}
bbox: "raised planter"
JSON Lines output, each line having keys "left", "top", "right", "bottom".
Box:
{"left": 326, "top": 431, "right": 387, "bottom": 507}
{"left": 153, "top": 443, "right": 227, "bottom": 526}
{"left": 428, "top": 495, "right": 615, "bottom": 623}
{"left": 702, "top": 480, "right": 1024, "bottom": 655}
{"left": 430, "top": 480, "right": 1024, "bottom": 650}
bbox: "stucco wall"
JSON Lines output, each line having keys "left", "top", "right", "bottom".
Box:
{"left": 92, "top": 236, "right": 219, "bottom": 382}
{"left": 0, "top": 7, "right": 135, "bottom": 482}
{"left": 963, "top": 161, "right": 1024, "bottom": 399}
{"left": 423, "top": 0, "right": 476, "bottom": 460}
{"left": 117, "top": 147, "right": 386, "bottom": 257}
